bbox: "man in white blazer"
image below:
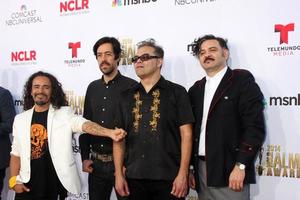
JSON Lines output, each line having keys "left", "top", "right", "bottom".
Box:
{"left": 9, "top": 71, "right": 126, "bottom": 200}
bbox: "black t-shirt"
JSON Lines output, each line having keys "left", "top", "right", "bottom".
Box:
{"left": 24, "top": 109, "right": 67, "bottom": 198}
{"left": 116, "top": 76, "right": 195, "bottom": 180}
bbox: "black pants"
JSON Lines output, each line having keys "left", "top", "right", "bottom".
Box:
{"left": 0, "top": 168, "right": 6, "bottom": 200}
{"left": 127, "top": 178, "right": 185, "bottom": 200}
{"left": 14, "top": 193, "right": 58, "bottom": 200}
{"left": 14, "top": 187, "right": 67, "bottom": 200}
{"left": 89, "top": 159, "right": 127, "bottom": 200}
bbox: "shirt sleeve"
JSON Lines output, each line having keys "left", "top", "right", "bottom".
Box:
{"left": 175, "top": 86, "right": 195, "bottom": 126}
{"left": 114, "top": 97, "right": 125, "bottom": 130}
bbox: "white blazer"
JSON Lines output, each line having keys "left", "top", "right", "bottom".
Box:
{"left": 11, "top": 105, "right": 88, "bottom": 194}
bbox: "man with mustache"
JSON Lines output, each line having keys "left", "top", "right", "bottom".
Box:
{"left": 79, "top": 37, "right": 136, "bottom": 200}
{"left": 113, "top": 39, "right": 194, "bottom": 200}
{"left": 188, "top": 35, "right": 265, "bottom": 200}
{"left": 9, "top": 71, "right": 126, "bottom": 200}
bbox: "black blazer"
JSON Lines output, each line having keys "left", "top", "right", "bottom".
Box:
{"left": 188, "top": 67, "right": 265, "bottom": 189}
{"left": 0, "top": 87, "right": 16, "bottom": 169}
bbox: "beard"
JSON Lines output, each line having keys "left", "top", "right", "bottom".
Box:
{"left": 100, "top": 61, "right": 117, "bottom": 76}
{"left": 35, "top": 100, "right": 48, "bottom": 106}
{"left": 100, "top": 66, "right": 115, "bottom": 75}
{"left": 33, "top": 93, "right": 49, "bottom": 106}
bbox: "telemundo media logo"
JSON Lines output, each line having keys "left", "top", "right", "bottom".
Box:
{"left": 267, "top": 23, "right": 300, "bottom": 56}
{"left": 64, "top": 41, "right": 86, "bottom": 67}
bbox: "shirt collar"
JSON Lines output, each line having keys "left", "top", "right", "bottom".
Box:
{"left": 206, "top": 66, "right": 228, "bottom": 83}
{"left": 135, "top": 76, "right": 167, "bottom": 92}
{"left": 101, "top": 70, "right": 121, "bottom": 84}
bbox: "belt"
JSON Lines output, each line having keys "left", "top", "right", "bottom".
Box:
{"left": 198, "top": 156, "right": 206, "bottom": 161}
{"left": 91, "top": 151, "right": 113, "bottom": 162}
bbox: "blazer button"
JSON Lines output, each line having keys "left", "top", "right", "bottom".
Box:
{"left": 195, "top": 138, "right": 198, "bottom": 142}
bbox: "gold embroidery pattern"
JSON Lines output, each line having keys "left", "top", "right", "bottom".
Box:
{"left": 132, "top": 89, "right": 161, "bottom": 133}
{"left": 150, "top": 89, "right": 160, "bottom": 131}
{"left": 132, "top": 92, "right": 142, "bottom": 132}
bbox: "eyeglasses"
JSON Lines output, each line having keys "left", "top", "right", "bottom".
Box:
{"left": 131, "top": 54, "right": 160, "bottom": 63}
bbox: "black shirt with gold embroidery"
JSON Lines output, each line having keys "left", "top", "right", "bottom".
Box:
{"left": 116, "top": 76, "right": 194, "bottom": 180}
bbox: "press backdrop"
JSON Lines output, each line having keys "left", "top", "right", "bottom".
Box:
{"left": 0, "top": 0, "right": 299, "bottom": 199}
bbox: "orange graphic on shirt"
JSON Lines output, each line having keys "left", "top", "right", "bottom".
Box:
{"left": 31, "top": 124, "right": 48, "bottom": 159}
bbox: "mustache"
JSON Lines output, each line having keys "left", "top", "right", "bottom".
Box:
{"left": 204, "top": 57, "right": 214, "bottom": 63}
{"left": 34, "top": 93, "right": 47, "bottom": 98}
{"left": 100, "top": 61, "right": 111, "bottom": 66}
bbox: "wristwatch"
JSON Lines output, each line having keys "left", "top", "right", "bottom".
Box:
{"left": 236, "top": 162, "right": 246, "bottom": 170}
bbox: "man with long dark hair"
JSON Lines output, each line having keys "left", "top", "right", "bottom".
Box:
{"left": 9, "top": 71, "right": 126, "bottom": 200}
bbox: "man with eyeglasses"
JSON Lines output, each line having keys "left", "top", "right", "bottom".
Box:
{"left": 113, "top": 39, "right": 194, "bottom": 200}
{"left": 79, "top": 37, "right": 136, "bottom": 200}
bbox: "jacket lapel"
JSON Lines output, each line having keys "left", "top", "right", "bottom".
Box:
{"left": 47, "top": 104, "right": 55, "bottom": 146}
{"left": 23, "top": 108, "right": 34, "bottom": 159}
{"left": 208, "top": 68, "right": 233, "bottom": 117}
{"left": 197, "top": 78, "right": 206, "bottom": 119}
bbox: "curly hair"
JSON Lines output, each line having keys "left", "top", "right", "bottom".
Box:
{"left": 192, "top": 34, "right": 229, "bottom": 57}
{"left": 23, "top": 71, "right": 68, "bottom": 110}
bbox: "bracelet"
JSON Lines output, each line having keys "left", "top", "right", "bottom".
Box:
{"left": 9, "top": 176, "right": 17, "bottom": 189}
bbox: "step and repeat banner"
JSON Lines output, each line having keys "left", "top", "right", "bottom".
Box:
{"left": 0, "top": 0, "right": 299, "bottom": 199}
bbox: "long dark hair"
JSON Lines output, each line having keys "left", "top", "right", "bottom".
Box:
{"left": 23, "top": 71, "right": 68, "bottom": 110}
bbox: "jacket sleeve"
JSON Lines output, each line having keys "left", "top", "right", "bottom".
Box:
{"left": 10, "top": 117, "right": 21, "bottom": 157}
{"left": 67, "top": 107, "right": 89, "bottom": 134}
{"left": 236, "top": 71, "right": 266, "bottom": 166}
{"left": 0, "top": 89, "right": 16, "bottom": 136}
